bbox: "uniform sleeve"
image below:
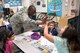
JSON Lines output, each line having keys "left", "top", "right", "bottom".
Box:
{"left": 10, "top": 14, "right": 22, "bottom": 35}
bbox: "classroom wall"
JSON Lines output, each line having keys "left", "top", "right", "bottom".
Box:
{"left": 2, "top": 0, "right": 79, "bottom": 18}
{"left": 74, "top": 0, "right": 79, "bottom": 16}
{"left": 22, "top": 0, "right": 30, "bottom": 8}
{"left": 36, "top": 0, "right": 47, "bottom": 12}
{"left": 62, "top": 0, "right": 79, "bottom": 18}
{"left": 58, "top": 18, "right": 68, "bottom": 29}
{"left": 13, "top": 0, "right": 79, "bottom": 18}
{"left": 62, "top": 0, "right": 70, "bottom": 17}
{"left": 2, "top": 0, "right": 23, "bottom": 13}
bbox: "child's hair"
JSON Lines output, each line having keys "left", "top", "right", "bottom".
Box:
{"left": 61, "top": 27, "right": 80, "bottom": 53}
{"left": 48, "top": 21, "right": 55, "bottom": 25}
{"left": 10, "top": 11, "right": 14, "bottom": 17}
{"left": 1, "top": 29, "right": 14, "bottom": 50}
{"left": 49, "top": 21, "right": 55, "bottom": 24}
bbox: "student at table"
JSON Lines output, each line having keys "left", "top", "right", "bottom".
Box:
{"left": 44, "top": 21, "right": 80, "bottom": 53}
{"left": 3, "top": 15, "right": 10, "bottom": 26}
{"left": 9, "top": 10, "right": 14, "bottom": 18}
{"left": 8, "top": 10, "right": 14, "bottom": 31}
{"left": 33, "top": 21, "right": 58, "bottom": 36}
{"left": 3, "top": 15, "right": 12, "bottom": 31}
{"left": 8, "top": 10, "right": 14, "bottom": 22}
{"left": 48, "top": 21, "right": 58, "bottom": 36}
{"left": 2, "top": 30, "right": 15, "bottom": 53}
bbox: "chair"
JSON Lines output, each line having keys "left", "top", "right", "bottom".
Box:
{"left": 0, "top": 47, "right": 4, "bottom": 53}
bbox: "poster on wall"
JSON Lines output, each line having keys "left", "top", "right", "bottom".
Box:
{"left": 47, "top": 0, "right": 62, "bottom": 16}
{"left": 4, "top": 0, "right": 22, "bottom": 6}
{"left": 30, "top": 0, "right": 47, "bottom": 12}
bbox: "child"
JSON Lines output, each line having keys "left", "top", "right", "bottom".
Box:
{"left": 2, "top": 29, "right": 15, "bottom": 53}
{"left": 48, "top": 21, "right": 58, "bottom": 36}
{"left": 3, "top": 15, "right": 12, "bottom": 31}
{"left": 3, "top": 15, "right": 10, "bottom": 26}
{"left": 44, "top": 21, "right": 80, "bottom": 53}
{"left": 9, "top": 11, "right": 14, "bottom": 17}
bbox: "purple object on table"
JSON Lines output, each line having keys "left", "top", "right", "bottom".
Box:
{"left": 31, "top": 32, "right": 41, "bottom": 40}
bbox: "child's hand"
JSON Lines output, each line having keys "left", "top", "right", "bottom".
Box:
{"left": 42, "top": 16, "right": 48, "bottom": 24}
{"left": 42, "top": 21, "right": 48, "bottom": 29}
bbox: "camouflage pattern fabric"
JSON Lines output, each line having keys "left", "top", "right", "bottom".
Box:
{"left": 10, "top": 7, "right": 38, "bottom": 35}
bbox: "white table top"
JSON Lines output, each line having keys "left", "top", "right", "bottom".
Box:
{"left": 13, "top": 31, "right": 58, "bottom": 53}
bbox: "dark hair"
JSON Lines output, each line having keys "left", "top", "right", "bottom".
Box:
{"left": 10, "top": 11, "right": 14, "bottom": 17}
{"left": 61, "top": 27, "right": 80, "bottom": 53}
{"left": 28, "top": 5, "right": 36, "bottom": 17}
{"left": 53, "top": 13, "right": 56, "bottom": 16}
{"left": 48, "top": 21, "right": 55, "bottom": 26}
{"left": 28, "top": 5, "right": 36, "bottom": 11}
{"left": 1, "top": 29, "right": 14, "bottom": 50}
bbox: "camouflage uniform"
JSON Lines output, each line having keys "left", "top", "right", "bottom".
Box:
{"left": 10, "top": 7, "right": 39, "bottom": 35}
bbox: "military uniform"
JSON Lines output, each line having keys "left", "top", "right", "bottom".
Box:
{"left": 10, "top": 7, "right": 39, "bottom": 35}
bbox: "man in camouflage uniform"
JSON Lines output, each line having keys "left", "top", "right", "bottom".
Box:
{"left": 10, "top": 5, "right": 42, "bottom": 35}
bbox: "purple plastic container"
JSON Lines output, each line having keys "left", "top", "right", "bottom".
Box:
{"left": 31, "top": 32, "right": 41, "bottom": 40}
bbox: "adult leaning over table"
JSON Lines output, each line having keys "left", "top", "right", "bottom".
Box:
{"left": 10, "top": 5, "right": 45, "bottom": 35}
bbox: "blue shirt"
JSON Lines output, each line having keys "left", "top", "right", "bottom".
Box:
{"left": 48, "top": 28, "right": 58, "bottom": 36}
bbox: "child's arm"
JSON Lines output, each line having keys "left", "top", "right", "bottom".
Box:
{"left": 44, "top": 21, "right": 54, "bottom": 43}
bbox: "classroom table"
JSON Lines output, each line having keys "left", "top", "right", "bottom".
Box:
{"left": 13, "top": 31, "right": 58, "bottom": 53}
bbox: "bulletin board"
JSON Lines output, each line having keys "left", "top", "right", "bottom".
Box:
{"left": 30, "top": 0, "right": 47, "bottom": 12}
{"left": 4, "top": 0, "right": 22, "bottom": 6}
{"left": 47, "top": 0, "right": 62, "bottom": 16}
{"left": 58, "top": 18, "right": 68, "bottom": 28}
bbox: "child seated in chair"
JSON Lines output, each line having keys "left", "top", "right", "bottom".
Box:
{"left": 2, "top": 30, "right": 15, "bottom": 53}
{"left": 48, "top": 21, "right": 58, "bottom": 36}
